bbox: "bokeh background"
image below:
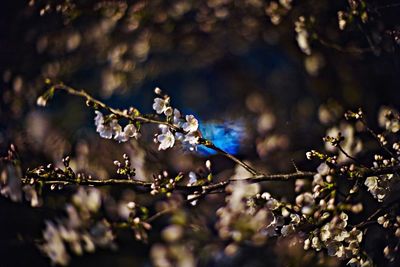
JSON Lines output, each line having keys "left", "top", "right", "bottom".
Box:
{"left": 1, "top": 0, "right": 400, "bottom": 266}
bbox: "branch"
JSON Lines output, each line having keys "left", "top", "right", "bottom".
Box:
{"left": 47, "top": 83, "right": 261, "bottom": 176}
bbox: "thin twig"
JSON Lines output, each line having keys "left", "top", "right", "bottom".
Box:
{"left": 361, "top": 118, "right": 398, "bottom": 162}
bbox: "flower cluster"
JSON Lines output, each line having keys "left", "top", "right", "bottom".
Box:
{"left": 378, "top": 106, "right": 400, "bottom": 133}
{"left": 216, "top": 180, "right": 289, "bottom": 252}
{"left": 94, "top": 110, "right": 139, "bottom": 142}
{"left": 364, "top": 174, "right": 393, "bottom": 202}
{"left": 304, "top": 213, "right": 368, "bottom": 266}
{"left": 152, "top": 89, "right": 200, "bottom": 151}
{"left": 41, "top": 187, "right": 115, "bottom": 266}
{"left": 0, "top": 145, "right": 41, "bottom": 207}
{"left": 151, "top": 224, "right": 195, "bottom": 267}
{"left": 265, "top": 0, "right": 292, "bottom": 25}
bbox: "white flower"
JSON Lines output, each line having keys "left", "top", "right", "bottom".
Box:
{"left": 304, "top": 238, "right": 311, "bottom": 250}
{"left": 296, "top": 30, "right": 311, "bottom": 55}
{"left": 36, "top": 95, "right": 47, "bottom": 107}
{"left": 295, "top": 17, "right": 311, "bottom": 55}
{"left": 97, "top": 124, "right": 113, "bottom": 139}
{"left": 281, "top": 224, "right": 295, "bottom": 236}
{"left": 114, "top": 124, "right": 139, "bottom": 143}
{"left": 157, "top": 130, "right": 175, "bottom": 150}
{"left": 42, "top": 221, "right": 70, "bottom": 266}
{"left": 72, "top": 188, "right": 101, "bottom": 213}
{"left": 327, "top": 241, "right": 345, "bottom": 258}
{"left": 184, "top": 133, "right": 199, "bottom": 146}
{"left": 164, "top": 107, "right": 173, "bottom": 117}
{"left": 94, "top": 112, "right": 122, "bottom": 140}
{"left": 124, "top": 124, "right": 139, "bottom": 138}
{"left": 334, "top": 230, "right": 350, "bottom": 242}
{"left": 173, "top": 108, "right": 181, "bottom": 125}
{"left": 364, "top": 176, "right": 378, "bottom": 191}
{"left": 311, "top": 236, "right": 322, "bottom": 251}
{"left": 114, "top": 131, "right": 128, "bottom": 142}
{"left": 182, "top": 115, "right": 199, "bottom": 133}
{"left": 94, "top": 111, "right": 104, "bottom": 127}
{"left": 188, "top": 172, "right": 197, "bottom": 185}
{"left": 154, "top": 87, "right": 162, "bottom": 95}
{"left": 152, "top": 98, "right": 168, "bottom": 114}
{"left": 320, "top": 224, "right": 331, "bottom": 241}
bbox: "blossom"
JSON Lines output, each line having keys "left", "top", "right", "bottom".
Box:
{"left": 188, "top": 172, "right": 197, "bottom": 186}
{"left": 126, "top": 124, "right": 139, "bottom": 138}
{"left": 326, "top": 241, "right": 345, "bottom": 258}
{"left": 152, "top": 97, "right": 168, "bottom": 114}
{"left": 94, "top": 111, "right": 138, "bottom": 142}
{"left": 364, "top": 176, "right": 378, "bottom": 191}
{"left": 114, "top": 124, "right": 139, "bottom": 143}
{"left": 157, "top": 130, "right": 175, "bottom": 150}
{"left": 173, "top": 108, "right": 181, "bottom": 125}
{"left": 378, "top": 106, "right": 400, "bottom": 133}
{"left": 183, "top": 133, "right": 199, "bottom": 147}
{"left": 94, "top": 111, "right": 120, "bottom": 139}
{"left": 41, "top": 221, "right": 70, "bottom": 266}
{"left": 36, "top": 95, "right": 47, "bottom": 106}
{"left": 72, "top": 187, "right": 101, "bottom": 213}
{"left": 94, "top": 111, "right": 104, "bottom": 126}
{"left": 295, "top": 16, "right": 311, "bottom": 55}
{"left": 182, "top": 115, "right": 199, "bottom": 133}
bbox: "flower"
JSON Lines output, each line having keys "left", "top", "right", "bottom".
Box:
{"left": 188, "top": 172, "right": 197, "bottom": 186}
{"left": 94, "top": 112, "right": 120, "bottom": 139}
{"left": 94, "top": 111, "right": 104, "bottom": 127}
{"left": 173, "top": 108, "right": 181, "bottom": 125}
{"left": 295, "top": 16, "right": 311, "bottom": 55}
{"left": 114, "top": 124, "right": 139, "bottom": 143}
{"left": 157, "top": 130, "right": 175, "bottom": 150}
{"left": 364, "top": 176, "right": 378, "bottom": 191}
{"left": 184, "top": 133, "right": 199, "bottom": 146}
{"left": 182, "top": 115, "right": 199, "bottom": 133}
{"left": 164, "top": 107, "right": 173, "bottom": 117}
{"left": 41, "top": 221, "right": 70, "bottom": 266}
{"left": 36, "top": 95, "right": 47, "bottom": 107}
{"left": 152, "top": 98, "right": 168, "bottom": 114}
{"left": 94, "top": 111, "right": 138, "bottom": 142}
{"left": 124, "top": 124, "right": 139, "bottom": 138}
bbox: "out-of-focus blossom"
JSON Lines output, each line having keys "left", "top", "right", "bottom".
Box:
{"left": 295, "top": 16, "right": 312, "bottom": 55}
{"left": 378, "top": 106, "right": 400, "bottom": 133}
